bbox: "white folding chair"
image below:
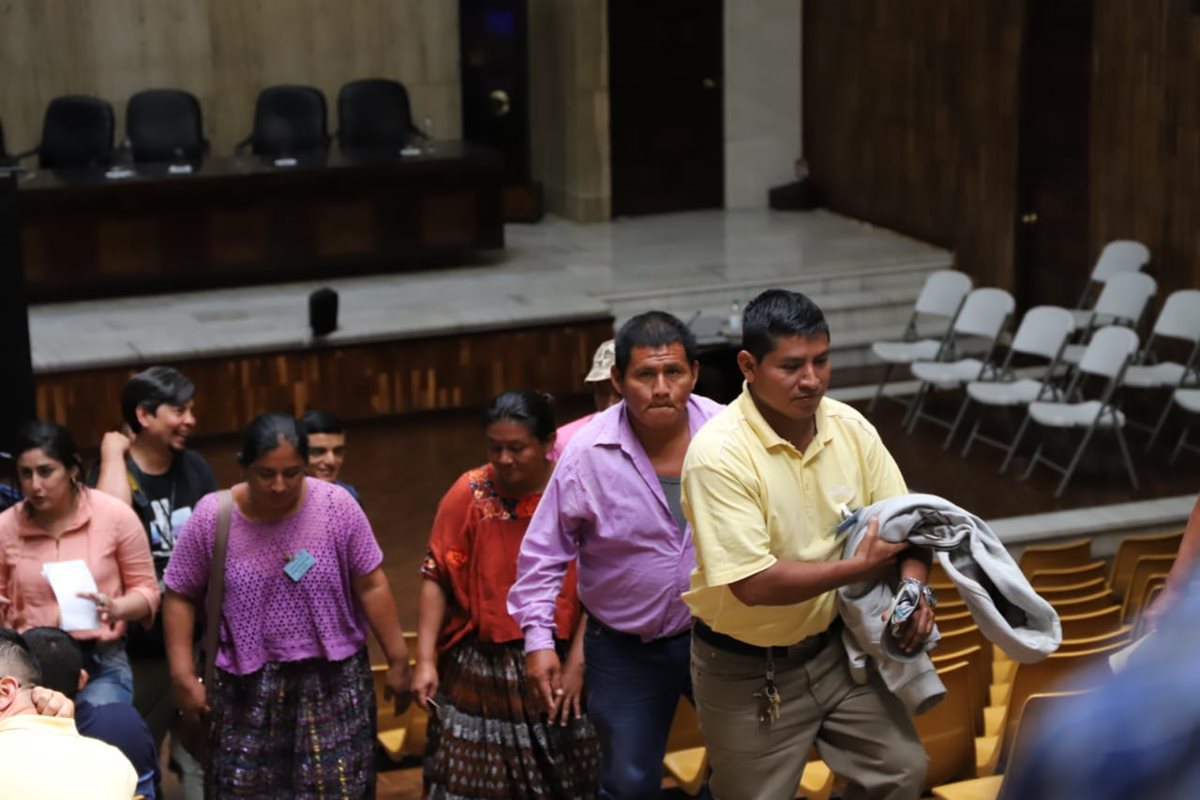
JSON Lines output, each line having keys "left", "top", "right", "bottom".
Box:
{"left": 1169, "top": 388, "right": 1200, "bottom": 464}
{"left": 1009, "top": 326, "right": 1140, "bottom": 497}
{"left": 868, "top": 270, "right": 973, "bottom": 413}
{"left": 904, "top": 288, "right": 1015, "bottom": 438}
{"left": 1128, "top": 290, "right": 1200, "bottom": 449}
{"left": 953, "top": 306, "right": 1076, "bottom": 458}
{"left": 1070, "top": 240, "right": 1150, "bottom": 329}
{"left": 1060, "top": 272, "right": 1157, "bottom": 365}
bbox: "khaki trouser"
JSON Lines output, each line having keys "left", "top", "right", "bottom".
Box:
{"left": 691, "top": 630, "right": 926, "bottom": 800}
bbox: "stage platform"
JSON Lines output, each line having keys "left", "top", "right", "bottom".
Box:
{"left": 30, "top": 208, "right": 951, "bottom": 373}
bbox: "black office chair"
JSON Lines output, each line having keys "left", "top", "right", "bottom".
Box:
{"left": 236, "top": 85, "right": 330, "bottom": 158}
{"left": 337, "top": 78, "right": 420, "bottom": 153}
{"left": 0, "top": 119, "right": 12, "bottom": 167}
{"left": 15, "top": 95, "right": 115, "bottom": 169}
{"left": 126, "top": 89, "right": 208, "bottom": 164}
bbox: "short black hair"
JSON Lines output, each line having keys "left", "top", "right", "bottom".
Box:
{"left": 122, "top": 366, "right": 196, "bottom": 433}
{"left": 21, "top": 628, "right": 81, "bottom": 699}
{"left": 236, "top": 413, "right": 309, "bottom": 466}
{"left": 0, "top": 628, "right": 29, "bottom": 651}
{"left": 0, "top": 635, "right": 41, "bottom": 688}
{"left": 299, "top": 409, "right": 345, "bottom": 436}
{"left": 614, "top": 311, "right": 698, "bottom": 376}
{"left": 483, "top": 391, "right": 557, "bottom": 443}
{"left": 742, "top": 289, "right": 830, "bottom": 361}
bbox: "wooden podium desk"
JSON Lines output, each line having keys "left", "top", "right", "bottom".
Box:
{"left": 15, "top": 142, "right": 505, "bottom": 302}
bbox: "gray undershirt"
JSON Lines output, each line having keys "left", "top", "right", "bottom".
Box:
{"left": 658, "top": 474, "right": 687, "bottom": 532}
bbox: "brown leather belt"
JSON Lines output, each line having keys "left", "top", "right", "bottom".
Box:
{"left": 692, "top": 619, "right": 837, "bottom": 659}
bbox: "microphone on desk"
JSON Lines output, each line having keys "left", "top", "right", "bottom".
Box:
{"left": 309, "top": 288, "right": 339, "bottom": 337}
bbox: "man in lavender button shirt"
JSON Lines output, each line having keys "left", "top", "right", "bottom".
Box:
{"left": 509, "top": 311, "right": 722, "bottom": 799}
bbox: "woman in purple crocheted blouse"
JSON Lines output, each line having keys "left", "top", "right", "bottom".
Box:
{"left": 162, "top": 413, "right": 412, "bottom": 798}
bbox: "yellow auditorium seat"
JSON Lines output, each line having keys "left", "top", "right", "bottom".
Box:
{"left": 1119, "top": 554, "right": 1175, "bottom": 624}
{"left": 1108, "top": 530, "right": 1182, "bottom": 603}
{"left": 1035, "top": 576, "right": 1108, "bottom": 605}
{"left": 1028, "top": 559, "right": 1106, "bottom": 590}
{"left": 1017, "top": 538, "right": 1092, "bottom": 577}
{"left": 916, "top": 661, "right": 980, "bottom": 791}
{"left": 1057, "top": 604, "right": 1124, "bottom": 640}
{"left": 932, "top": 690, "right": 1089, "bottom": 800}
{"left": 371, "top": 663, "right": 412, "bottom": 760}
{"left": 976, "top": 642, "right": 1121, "bottom": 774}
{"left": 930, "top": 645, "right": 987, "bottom": 735}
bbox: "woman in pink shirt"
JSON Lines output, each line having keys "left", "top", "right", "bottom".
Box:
{"left": 0, "top": 421, "right": 158, "bottom": 706}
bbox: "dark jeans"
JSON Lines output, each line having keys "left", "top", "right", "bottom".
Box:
{"left": 584, "top": 617, "right": 696, "bottom": 800}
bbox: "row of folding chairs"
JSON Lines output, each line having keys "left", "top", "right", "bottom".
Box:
{"left": 3, "top": 79, "right": 423, "bottom": 170}
{"left": 870, "top": 240, "right": 1151, "bottom": 414}
{"left": 871, "top": 255, "right": 1200, "bottom": 496}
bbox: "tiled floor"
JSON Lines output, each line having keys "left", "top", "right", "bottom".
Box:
{"left": 28, "top": 209, "right": 952, "bottom": 372}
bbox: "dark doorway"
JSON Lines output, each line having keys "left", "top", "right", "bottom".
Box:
{"left": 0, "top": 174, "right": 35, "bottom": 451}
{"left": 608, "top": 0, "right": 724, "bottom": 217}
{"left": 460, "top": 0, "right": 542, "bottom": 220}
{"left": 1014, "top": 0, "right": 1095, "bottom": 311}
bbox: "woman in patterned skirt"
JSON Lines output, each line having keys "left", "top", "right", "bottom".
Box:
{"left": 414, "top": 391, "right": 599, "bottom": 798}
{"left": 163, "top": 413, "right": 413, "bottom": 798}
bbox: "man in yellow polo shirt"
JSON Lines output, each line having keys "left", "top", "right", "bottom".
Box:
{"left": 0, "top": 636, "right": 138, "bottom": 800}
{"left": 682, "top": 289, "right": 935, "bottom": 800}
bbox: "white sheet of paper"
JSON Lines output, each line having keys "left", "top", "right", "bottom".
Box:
{"left": 41, "top": 560, "right": 101, "bottom": 631}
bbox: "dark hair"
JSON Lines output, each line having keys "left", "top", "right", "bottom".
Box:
{"left": 483, "top": 390, "right": 557, "bottom": 443}
{"left": 741, "top": 289, "right": 830, "bottom": 361}
{"left": 121, "top": 366, "right": 196, "bottom": 433}
{"left": 614, "top": 311, "right": 698, "bottom": 376}
{"left": 0, "top": 628, "right": 29, "bottom": 651}
{"left": 236, "top": 413, "right": 309, "bottom": 466}
{"left": 0, "top": 636, "right": 41, "bottom": 688}
{"left": 298, "top": 409, "right": 345, "bottom": 436}
{"left": 13, "top": 420, "right": 84, "bottom": 483}
{"left": 21, "top": 628, "right": 81, "bottom": 699}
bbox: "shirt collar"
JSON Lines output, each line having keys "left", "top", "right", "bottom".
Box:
{"left": 595, "top": 397, "right": 709, "bottom": 453}
{"left": 0, "top": 714, "right": 78, "bottom": 736}
{"left": 736, "top": 382, "right": 833, "bottom": 456}
{"left": 16, "top": 489, "right": 93, "bottom": 539}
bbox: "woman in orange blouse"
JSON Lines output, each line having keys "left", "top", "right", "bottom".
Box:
{"left": 0, "top": 421, "right": 158, "bottom": 706}
{"left": 413, "top": 390, "right": 599, "bottom": 799}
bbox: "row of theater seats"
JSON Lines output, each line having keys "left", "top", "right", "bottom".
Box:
{"left": 0, "top": 79, "right": 423, "bottom": 170}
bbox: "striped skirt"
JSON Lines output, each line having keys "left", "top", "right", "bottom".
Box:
{"left": 424, "top": 639, "right": 600, "bottom": 799}
{"left": 206, "top": 649, "right": 375, "bottom": 799}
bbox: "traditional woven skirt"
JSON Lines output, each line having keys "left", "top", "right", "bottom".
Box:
{"left": 206, "top": 649, "right": 375, "bottom": 799}
{"left": 424, "top": 639, "right": 600, "bottom": 799}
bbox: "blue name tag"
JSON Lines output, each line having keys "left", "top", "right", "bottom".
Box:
{"left": 284, "top": 549, "right": 316, "bottom": 582}
{"left": 835, "top": 508, "right": 862, "bottom": 536}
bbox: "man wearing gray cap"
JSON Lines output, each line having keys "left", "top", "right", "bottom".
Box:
{"left": 550, "top": 339, "right": 622, "bottom": 460}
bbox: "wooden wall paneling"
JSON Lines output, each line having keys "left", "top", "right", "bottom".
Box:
{"left": 803, "top": 0, "right": 1023, "bottom": 291}
{"left": 33, "top": 320, "right": 614, "bottom": 447}
{"left": 1090, "top": 0, "right": 1200, "bottom": 301}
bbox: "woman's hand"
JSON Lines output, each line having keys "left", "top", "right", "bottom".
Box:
{"left": 555, "top": 654, "right": 585, "bottom": 727}
{"left": 412, "top": 659, "right": 439, "bottom": 711}
{"left": 385, "top": 660, "right": 414, "bottom": 716}
{"left": 77, "top": 591, "right": 150, "bottom": 629}
{"left": 172, "top": 675, "right": 209, "bottom": 719}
